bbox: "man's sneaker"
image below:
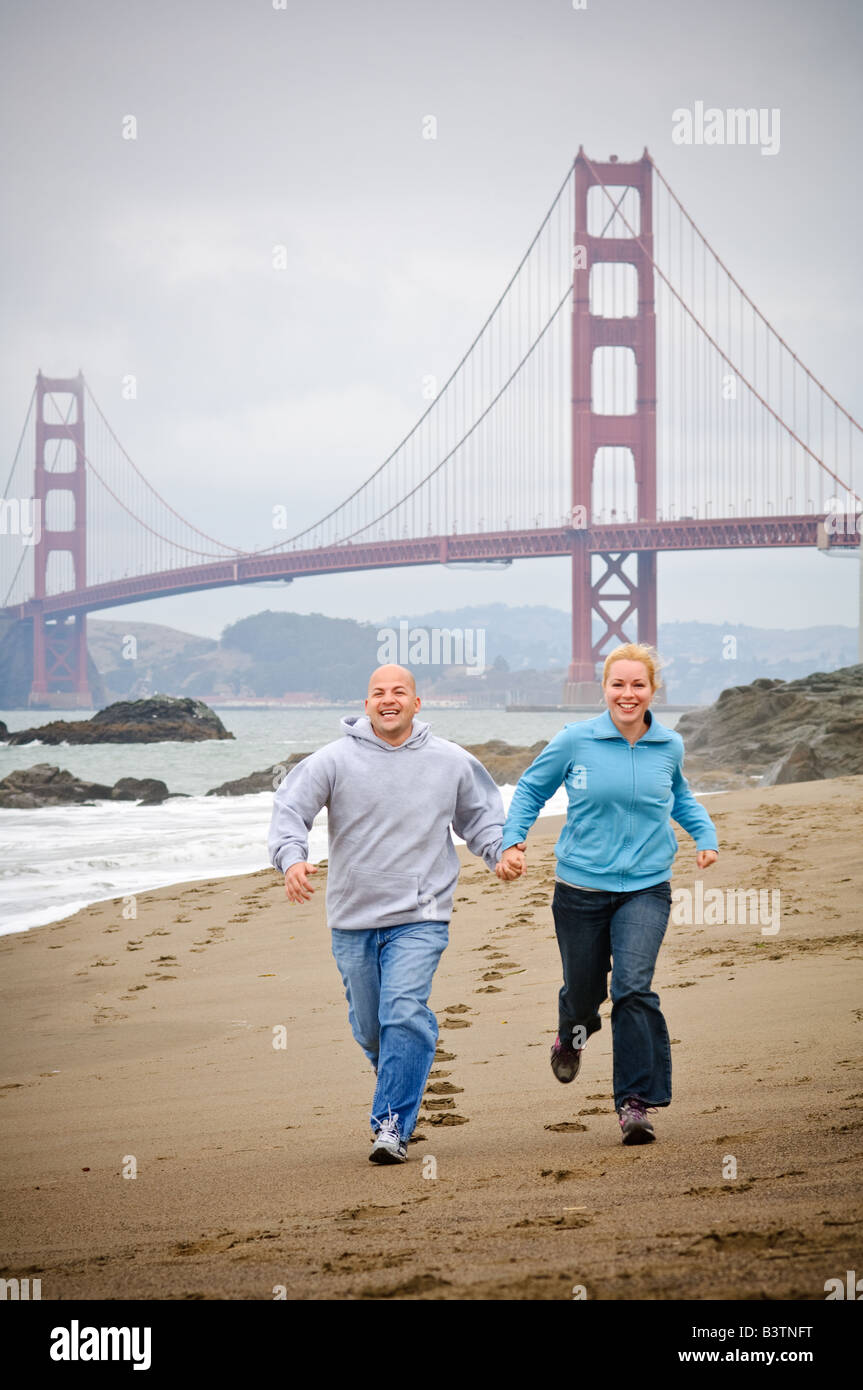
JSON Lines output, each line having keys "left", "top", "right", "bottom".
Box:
{"left": 369, "top": 1112, "right": 407, "bottom": 1164}
{"left": 550, "top": 1035, "right": 582, "bottom": 1083}
{"left": 618, "top": 1097, "right": 656, "bottom": 1145}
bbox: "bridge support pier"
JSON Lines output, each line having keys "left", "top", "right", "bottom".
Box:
{"left": 563, "top": 544, "right": 658, "bottom": 705}
{"left": 28, "top": 371, "right": 92, "bottom": 708}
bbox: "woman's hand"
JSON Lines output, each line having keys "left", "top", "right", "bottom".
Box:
{"left": 696, "top": 850, "right": 718, "bottom": 870}
{"left": 496, "top": 845, "right": 526, "bottom": 881}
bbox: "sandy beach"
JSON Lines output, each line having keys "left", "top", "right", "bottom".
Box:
{"left": 1, "top": 775, "right": 861, "bottom": 1302}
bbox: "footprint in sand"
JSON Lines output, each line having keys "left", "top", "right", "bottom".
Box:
{"left": 544, "top": 1120, "right": 588, "bottom": 1133}
{"left": 93, "top": 1005, "right": 128, "bottom": 1024}
{"left": 439, "top": 1004, "right": 473, "bottom": 1029}
{"left": 425, "top": 1041, "right": 468, "bottom": 1125}
{"left": 476, "top": 985, "right": 502, "bottom": 993}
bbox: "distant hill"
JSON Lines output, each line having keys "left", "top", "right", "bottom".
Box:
{"left": 87, "top": 611, "right": 380, "bottom": 701}
{"left": 381, "top": 604, "right": 856, "bottom": 704}
{"left": 78, "top": 606, "right": 858, "bottom": 707}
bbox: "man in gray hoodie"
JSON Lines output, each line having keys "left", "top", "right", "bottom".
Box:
{"left": 268, "top": 664, "right": 506, "bottom": 1164}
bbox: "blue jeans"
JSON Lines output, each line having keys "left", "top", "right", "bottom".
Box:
{"left": 330, "top": 920, "right": 449, "bottom": 1141}
{"left": 551, "top": 879, "right": 673, "bottom": 1110}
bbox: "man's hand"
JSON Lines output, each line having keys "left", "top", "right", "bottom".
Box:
{"left": 496, "top": 845, "right": 526, "bottom": 881}
{"left": 285, "top": 861, "right": 318, "bottom": 903}
{"left": 696, "top": 850, "right": 718, "bottom": 870}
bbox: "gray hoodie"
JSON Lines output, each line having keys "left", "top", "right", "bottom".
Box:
{"left": 268, "top": 715, "right": 504, "bottom": 930}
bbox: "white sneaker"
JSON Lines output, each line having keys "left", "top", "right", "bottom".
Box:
{"left": 369, "top": 1112, "right": 407, "bottom": 1164}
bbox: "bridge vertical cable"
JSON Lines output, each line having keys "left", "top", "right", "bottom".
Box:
{"left": 255, "top": 163, "right": 577, "bottom": 551}
{"left": 640, "top": 159, "right": 862, "bottom": 521}
{"left": 1, "top": 387, "right": 38, "bottom": 607}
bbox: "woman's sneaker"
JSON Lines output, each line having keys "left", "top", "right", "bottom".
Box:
{"left": 618, "top": 1097, "right": 656, "bottom": 1145}
{"left": 550, "top": 1035, "right": 582, "bottom": 1083}
{"left": 369, "top": 1112, "right": 407, "bottom": 1164}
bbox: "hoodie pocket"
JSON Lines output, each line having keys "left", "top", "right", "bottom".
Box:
{"left": 330, "top": 867, "right": 420, "bottom": 924}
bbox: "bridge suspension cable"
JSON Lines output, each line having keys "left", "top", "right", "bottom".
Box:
{"left": 0, "top": 384, "right": 37, "bottom": 607}
{"left": 3, "top": 151, "right": 860, "bottom": 621}
{"left": 643, "top": 154, "right": 861, "bottom": 520}
{"left": 257, "top": 160, "right": 578, "bottom": 551}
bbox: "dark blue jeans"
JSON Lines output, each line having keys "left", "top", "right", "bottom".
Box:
{"left": 551, "top": 878, "right": 673, "bottom": 1110}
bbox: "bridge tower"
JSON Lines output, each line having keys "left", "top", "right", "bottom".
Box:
{"left": 565, "top": 148, "right": 657, "bottom": 701}
{"left": 28, "top": 370, "right": 91, "bottom": 707}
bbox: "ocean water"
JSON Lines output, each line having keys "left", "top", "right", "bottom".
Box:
{"left": 0, "top": 706, "right": 681, "bottom": 937}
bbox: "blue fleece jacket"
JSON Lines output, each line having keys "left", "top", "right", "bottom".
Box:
{"left": 268, "top": 715, "right": 504, "bottom": 930}
{"left": 501, "top": 709, "right": 718, "bottom": 892}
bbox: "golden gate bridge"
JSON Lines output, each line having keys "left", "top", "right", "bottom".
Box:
{"left": 2, "top": 149, "right": 860, "bottom": 707}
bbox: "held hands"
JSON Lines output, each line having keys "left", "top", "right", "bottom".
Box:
{"left": 495, "top": 847, "right": 717, "bottom": 877}
{"left": 496, "top": 844, "right": 527, "bottom": 881}
{"left": 285, "top": 861, "right": 318, "bottom": 903}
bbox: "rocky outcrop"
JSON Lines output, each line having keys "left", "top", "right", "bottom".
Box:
{"left": 675, "top": 664, "right": 863, "bottom": 786}
{"left": 6, "top": 696, "right": 233, "bottom": 745}
{"left": 110, "top": 777, "right": 172, "bottom": 805}
{"left": 0, "top": 764, "right": 112, "bottom": 808}
{"left": 206, "top": 753, "right": 309, "bottom": 797}
{"left": 204, "top": 740, "right": 548, "bottom": 799}
{"left": 0, "top": 764, "right": 171, "bottom": 809}
{"left": 458, "top": 739, "right": 548, "bottom": 785}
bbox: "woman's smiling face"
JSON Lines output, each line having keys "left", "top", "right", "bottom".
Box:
{"left": 602, "top": 659, "right": 654, "bottom": 732}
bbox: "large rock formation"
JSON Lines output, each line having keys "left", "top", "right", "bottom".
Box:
{"left": 457, "top": 739, "right": 548, "bottom": 785}
{"left": 206, "top": 753, "right": 309, "bottom": 797}
{"left": 675, "top": 664, "right": 863, "bottom": 786}
{"left": 5, "top": 696, "right": 233, "bottom": 745}
{"left": 0, "top": 765, "right": 171, "bottom": 809}
{"left": 205, "top": 740, "right": 549, "bottom": 798}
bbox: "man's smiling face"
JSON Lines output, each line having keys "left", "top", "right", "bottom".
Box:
{"left": 365, "top": 665, "right": 420, "bottom": 746}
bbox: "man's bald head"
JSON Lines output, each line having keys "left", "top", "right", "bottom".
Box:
{"left": 365, "top": 666, "right": 420, "bottom": 746}
{"left": 367, "top": 664, "right": 416, "bottom": 697}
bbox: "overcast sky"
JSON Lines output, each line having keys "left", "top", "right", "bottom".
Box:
{"left": 1, "top": 0, "right": 861, "bottom": 640}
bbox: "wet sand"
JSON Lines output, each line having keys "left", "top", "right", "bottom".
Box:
{"left": 1, "top": 775, "right": 861, "bottom": 1300}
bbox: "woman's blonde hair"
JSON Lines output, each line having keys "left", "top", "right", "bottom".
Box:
{"left": 601, "top": 642, "right": 663, "bottom": 693}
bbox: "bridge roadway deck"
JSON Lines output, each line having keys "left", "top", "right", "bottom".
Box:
{"left": 3, "top": 516, "right": 858, "bottom": 619}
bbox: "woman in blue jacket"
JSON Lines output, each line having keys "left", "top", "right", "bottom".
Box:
{"left": 497, "top": 643, "right": 718, "bottom": 1146}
